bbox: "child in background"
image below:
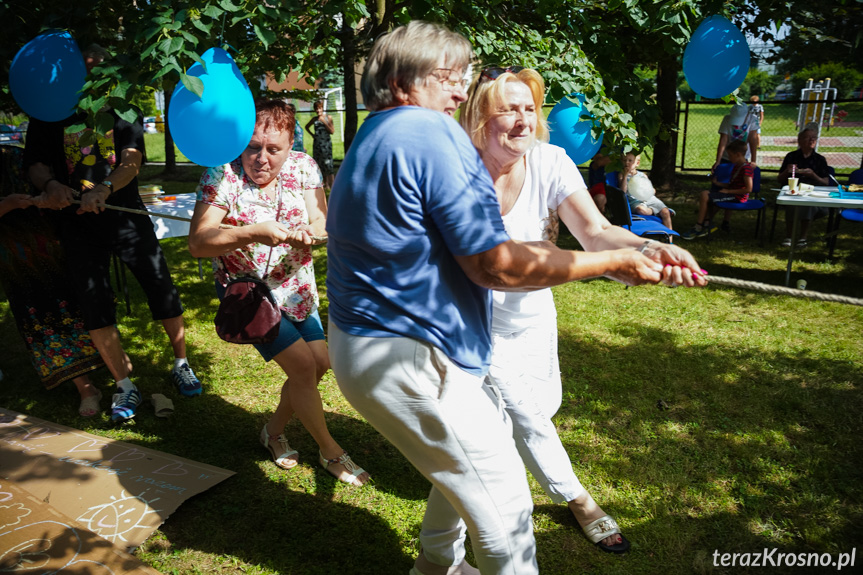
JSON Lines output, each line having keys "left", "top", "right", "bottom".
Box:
{"left": 587, "top": 150, "right": 611, "bottom": 213}
{"left": 748, "top": 96, "right": 764, "bottom": 164}
{"left": 617, "top": 152, "right": 675, "bottom": 229}
{"left": 682, "top": 139, "right": 753, "bottom": 240}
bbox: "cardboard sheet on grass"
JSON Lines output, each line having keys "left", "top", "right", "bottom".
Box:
{"left": 0, "top": 479, "right": 162, "bottom": 574}
{"left": 0, "top": 407, "right": 234, "bottom": 550}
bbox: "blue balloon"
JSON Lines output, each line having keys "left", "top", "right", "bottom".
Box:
{"left": 683, "top": 15, "right": 750, "bottom": 99}
{"left": 9, "top": 31, "right": 87, "bottom": 122}
{"left": 168, "top": 48, "right": 255, "bottom": 167}
{"left": 547, "top": 94, "right": 604, "bottom": 165}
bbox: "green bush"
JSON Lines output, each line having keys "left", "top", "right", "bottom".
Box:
{"left": 792, "top": 62, "right": 863, "bottom": 98}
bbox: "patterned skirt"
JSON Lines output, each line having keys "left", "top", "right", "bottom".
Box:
{"left": 1, "top": 146, "right": 104, "bottom": 388}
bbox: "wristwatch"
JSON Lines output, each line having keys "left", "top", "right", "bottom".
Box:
{"left": 100, "top": 180, "right": 114, "bottom": 194}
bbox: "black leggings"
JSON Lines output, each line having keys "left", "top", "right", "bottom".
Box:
{"left": 60, "top": 209, "right": 183, "bottom": 330}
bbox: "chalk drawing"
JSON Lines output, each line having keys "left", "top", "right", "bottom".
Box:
{"left": 0, "top": 520, "right": 117, "bottom": 574}
{"left": 76, "top": 490, "right": 161, "bottom": 544}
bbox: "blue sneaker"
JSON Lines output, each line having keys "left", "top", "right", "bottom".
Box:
{"left": 111, "top": 388, "right": 142, "bottom": 422}
{"left": 172, "top": 364, "right": 202, "bottom": 397}
{"left": 681, "top": 226, "right": 708, "bottom": 240}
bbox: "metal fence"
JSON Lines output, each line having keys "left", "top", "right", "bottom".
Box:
{"left": 677, "top": 99, "right": 863, "bottom": 177}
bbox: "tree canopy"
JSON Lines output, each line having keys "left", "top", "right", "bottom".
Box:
{"left": 3, "top": 0, "right": 861, "bottom": 172}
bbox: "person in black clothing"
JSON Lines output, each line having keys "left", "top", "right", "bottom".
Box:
{"left": 777, "top": 128, "right": 832, "bottom": 247}
{"left": 23, "top": 44, "right": 201, "bottom": 422}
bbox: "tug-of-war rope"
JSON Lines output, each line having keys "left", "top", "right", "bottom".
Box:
{"left": 78, "top": 202, "right": 863, "bottom": 306}
{"left": 706, "top": 276, "right": 863, "bottom": 306}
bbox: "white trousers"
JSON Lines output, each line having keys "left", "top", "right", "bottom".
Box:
{"left": 328, "top": 323, "right": 538, "bottom": 575}
{"left": 486, "top": 321, "right": 586, "bottom": 504}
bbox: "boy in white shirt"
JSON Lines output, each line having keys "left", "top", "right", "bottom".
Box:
{"left": 617, "top": 152, "right": 674, "bottom": 229}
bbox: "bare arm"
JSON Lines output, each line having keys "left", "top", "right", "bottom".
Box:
{"left": 303, "top": 185, "right": 328, "bottom": 238}
{"left": 557, "top": 187, "right": 706, "bottom": 284}
{"left": 715, "top": 173, "right": 753, "bottom": 195}
{"left": 188, "top": 201, "right": 301, "bottom": 258}
{"left": 321, "top": 114, "right": 335, "bottom": 134}
{"left": 0, "top": 194, "right": 33, "bottom": 218}
{"left": 305, "top": 117, "right": 315, "bottom": 137}
{"left": 28, "top": 163, "right": 75, "bottom": 210}
{"left": 777, "top": 164, "right": 791, "bottom": 185}
{"left": 77, "top": 148, "right": 143, "bottom": 214}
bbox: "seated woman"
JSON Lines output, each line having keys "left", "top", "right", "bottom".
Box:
{"left": 460, "top": 67, "right": 706, "bottom": 553}
{"left": 0, "top": 145, "right": 104, "bottom": 416}
{"left": 188, "top": 100, "right": 368, "bottom": 486}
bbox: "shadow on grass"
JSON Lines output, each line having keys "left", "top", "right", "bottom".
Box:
{"left": 0, "top": 237, "right": 421, "bottom": 574}
{"left": 536, "top": 314, "right": 863, "bottom": 574}
{"left": 3, "top": 222, "right": 861, "bottom": 574}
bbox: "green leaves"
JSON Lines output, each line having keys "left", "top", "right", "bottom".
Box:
{"left": 180, "top": 73, "right": 205, "bottom": 99}
{"left": 253, "top": 24, "right": 277, "bottom": 49}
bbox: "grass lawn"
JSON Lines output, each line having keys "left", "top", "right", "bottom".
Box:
{"left": 1, "top": 167, "right": 861, "bottom": 574}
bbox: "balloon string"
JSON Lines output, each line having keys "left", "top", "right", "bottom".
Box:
{"left": 218, "top": 12, "right": 227, "bottom": 48}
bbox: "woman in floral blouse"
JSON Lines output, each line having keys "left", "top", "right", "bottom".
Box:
{"left": 189, "top": 99, "right": 368, "bottom": 486}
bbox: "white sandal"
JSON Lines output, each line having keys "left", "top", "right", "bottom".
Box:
{"left": 319, "top": 450, "right": 367, "bottom": 486}
{"left": 78, "top": 391, "right": 102, "bottom": 417}
{"left": 259, "top": 425, "right": 298, "bottom": 469}
{"left": 581, "top": 514, "right": 630, "bottom": 554}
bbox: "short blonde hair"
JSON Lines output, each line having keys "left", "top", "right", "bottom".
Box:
{"left": 459, "top": 68, "right": 549, "bottom": 152}
{"left": 361, "top": 21, "right": 472, "bottom": 112}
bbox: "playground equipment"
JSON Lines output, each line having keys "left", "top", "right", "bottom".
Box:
{"left": 797, "top": 78, "right": 837, "bottom": 146}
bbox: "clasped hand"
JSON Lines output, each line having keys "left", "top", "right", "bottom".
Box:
{"left": 256, "top": 221, "right": 315, "bottom": 248}
{"left": 77, "top": 187, "right": 111, "bottom": 214}
{"left": 32, "top": 182, "right": 76, "bottom": 210}
{"left": 610, "top": 243, "right": 707, "bottom": 288}
{"left": 642, "top": 242, "right": 707, "bottom": 288}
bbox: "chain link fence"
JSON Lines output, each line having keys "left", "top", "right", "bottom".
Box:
{"left": 677, "top": 99, "right": 863, "bottom": 177}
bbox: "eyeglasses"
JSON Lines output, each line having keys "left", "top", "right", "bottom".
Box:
{"left": 479, "top": 66, "right": 525, "bottom": 84}
{"left": 429, "top": 68, "right": 470, "bottom": 90}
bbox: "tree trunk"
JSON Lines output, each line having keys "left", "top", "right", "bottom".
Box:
{"left": 651, "top": 57, "right": 679, "bottom": 190}
{"left": 162, "top": 78, "right": 177, "bottom": 176}
{"left": 341, "top": 15, "right": 358, "bottom": 153}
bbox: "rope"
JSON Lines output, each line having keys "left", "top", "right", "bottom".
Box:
{"left": 707, "top": 275, "right": 863, "bottom": 306}
{"left": 49, "top": 203, "right": 861, "bottom": 305}
{"left": 66, "top": 200, "right": 328, "bottom": 243}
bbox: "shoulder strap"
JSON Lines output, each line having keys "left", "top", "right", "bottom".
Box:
{"left": 222, "top": 178, "right": 284, "bottom": 280}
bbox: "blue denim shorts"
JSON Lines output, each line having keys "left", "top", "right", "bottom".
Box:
{"left": 215, "top": 281, "right": 325, "bottom": 362}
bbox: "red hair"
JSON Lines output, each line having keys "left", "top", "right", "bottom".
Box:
{"left": 255, "top": 99, "right": 295, "bottom": 134}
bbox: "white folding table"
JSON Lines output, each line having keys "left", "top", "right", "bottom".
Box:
{"left": 775, "top": 188, "right": 863, "bottom": 286}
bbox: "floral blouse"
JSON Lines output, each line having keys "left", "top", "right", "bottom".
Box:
{"left": 197, "top": 153, "right": 323, "bottom": 322}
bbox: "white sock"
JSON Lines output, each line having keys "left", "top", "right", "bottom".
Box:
{"left": 173, "top": 358, "right": 188, "bottom": 370}
{"left": 116, "top": 377, "right": 137, "bottom": 393}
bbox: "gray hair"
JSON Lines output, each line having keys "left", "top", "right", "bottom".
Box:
{"left": 798, "top": 127, "right": 818, "bottom": 140}
{"left": 361, "top": 21, "right": 472, "bottom": 112}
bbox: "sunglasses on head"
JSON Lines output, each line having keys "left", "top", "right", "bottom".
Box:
{"left": 479, "top": 66, "right": 525, "bottom": 84}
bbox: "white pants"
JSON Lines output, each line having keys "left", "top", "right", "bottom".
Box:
{"left": 328, "top": 323, "right": 538, "bottom": 575}
{"left": 486, "top": 321, "right": 586, "bottom": 504}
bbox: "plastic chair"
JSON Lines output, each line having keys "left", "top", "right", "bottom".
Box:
{"left": 830, "top": 168, "right": 863, "bottom": 255}
{"left": 713, "top": 165, "right": 766, "bottom": 244}
{"left": 604, "top": 185, "right": 679, "bottom": 243}
{"left": 605, "top": 171, "right": 662, "bottom": 223}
